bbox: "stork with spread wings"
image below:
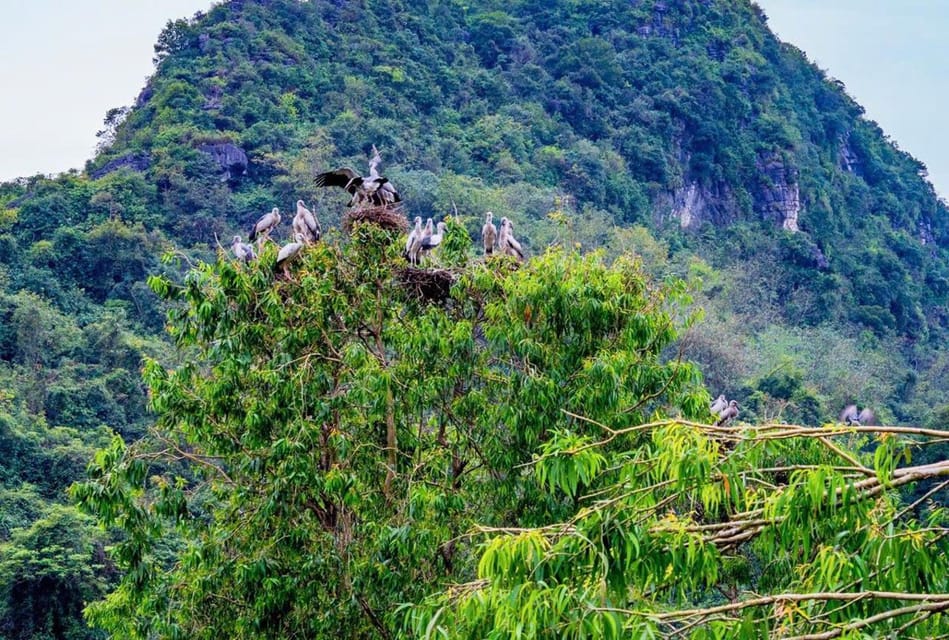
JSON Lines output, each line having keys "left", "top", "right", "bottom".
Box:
{"left": 314, "top": 145, "right": 401, "bottom": 208}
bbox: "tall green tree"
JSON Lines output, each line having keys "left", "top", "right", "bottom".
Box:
{"left": 73, "top": 224, "right": 704, "bottom": 638}
{"left": 0, "top": 505, "right": 110, "bottom": 640}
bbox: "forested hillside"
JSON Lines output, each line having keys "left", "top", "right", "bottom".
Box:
{"left": 1, "top": 0, "right": 948, "bottom": 637}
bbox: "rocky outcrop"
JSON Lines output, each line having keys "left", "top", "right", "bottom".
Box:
{"left": 671, "top": 183, "right": 707, "bottom": 229}
{"left": 811, "top": 244, "right": 830, "bottom": 269}
{"left": 656, "top": 181, "right": 738, "bottom": 230}
{"left": 662, "top": 155, "right": 801, "bottom": 232}
{"left": 838, "top": 132, "right": 862, "bottom": 176}
{"left": 89, "top": 153, "right": 152, "bottom": 180}
{"left": 920, "top": 220, "right": 936, "bottom": 247}
{"left": 636, "top": 1, "right": 679, "bottom": 42}
{"left": 198, "top": 143, "right": 248, "bottom": 181}
{"left": 134, "top": 85, "right": 153, "bottom": 108}
{"left": 756, "top": 153, "right": 800, "bottom": 232}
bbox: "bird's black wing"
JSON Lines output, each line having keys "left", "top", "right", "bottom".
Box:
{"left": 314, "top": 167, "right": 361, "bottom": 193}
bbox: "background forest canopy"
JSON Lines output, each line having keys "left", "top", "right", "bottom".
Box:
{"left": 0, "top": 0, "right": 947, "bottom": 638}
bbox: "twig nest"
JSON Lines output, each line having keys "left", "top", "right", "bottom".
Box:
{"left": 342, "top": 204, "right": 409, "bottom": 234}
{"left": 397, "top": 267, "right": 457, "bottom": 302}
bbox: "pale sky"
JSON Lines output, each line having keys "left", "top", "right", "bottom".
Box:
{"left": 1, "top": 1, "right": 947, "bottom": 196}
{"left": 0, "top": 1, "right": 214, "bottom": 181}
{"left": 755, "top": 0, "right": 949, "bottom": 196}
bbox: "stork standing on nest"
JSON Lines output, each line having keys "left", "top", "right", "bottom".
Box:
{"left": 314, "top": 145, "right": 402, "bottom": 208}
{"left": 419, "top": 221, "right": 447, "bottom": 261}
{"left": 367, "top": 145, "right": 401, "bottom": 206}
{"left": 482, "top": 212, "right": 497, "bottom": 256}
{"left": 293, "top": 199, "right": 321, "bottom": 244}
{"left": 250, "top": 207, "right": 281, "bottom": 245}
{"left": 404, "top": 216, "right": 422, "bottom": 263}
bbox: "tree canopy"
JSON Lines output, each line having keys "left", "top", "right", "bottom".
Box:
{"left": 74, "top": 223, "right": 948, "bottom": 638}
{"left": 2, "top": 0, "right": 949, "bottom": 637}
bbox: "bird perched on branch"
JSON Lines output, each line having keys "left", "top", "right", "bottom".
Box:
{"left": 498, "top": 217, "right": 524, "bottom": 260}
{"left": 710, "top": 394, "right": 727, "bottom": 417}
{"left": 231, "top": 235, "right": 256, "bottom": 263}
{"left": 276, "top": 233, "right": 306, "bottom": 279}
{"left": 293, "top": 199, "right": 321, "bottom": 244}
{"left": 840, "top": 405, "right": 875, "bottom": 426}
{"left": 250, "top": 207, "right": 281, "bottom": 244}
{"left": 714, "top": 400, "right": 739, "bottom": 427}
{"left": 482, "top": 211, "right": 497, "bottom": 256}
{"left": 314, "top": 145, "right": 401, "bottom": 208}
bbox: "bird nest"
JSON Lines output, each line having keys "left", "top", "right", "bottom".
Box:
{"left": 342, "top": 205, "right": 409, "bottom": 234}
{"left": 397, "top": 267, "right": 458, "bottom": 303}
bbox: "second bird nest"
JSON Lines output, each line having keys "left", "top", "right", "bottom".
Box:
{"left": 397, "top": 267, "right": 457, "bottom": 302}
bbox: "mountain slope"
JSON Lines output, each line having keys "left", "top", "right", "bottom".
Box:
{"left": 84, "top": 0, "right": 949, "bottom": 339}
{"left": 2, "top": 1, "right": 949, "bottom": 637}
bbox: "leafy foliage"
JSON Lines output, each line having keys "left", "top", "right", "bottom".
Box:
{"left": 73, "top": 228, "right": 949, "bottom": 639}
{"left": 2, "top": 0, "right": 949, "bottom": 637}
{"left": 72, "top": 232, "right": 706, "bottom": 638}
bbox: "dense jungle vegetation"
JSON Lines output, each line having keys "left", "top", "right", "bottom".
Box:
{"left": 0, "top": 0, "right": 947, "bottom": 637}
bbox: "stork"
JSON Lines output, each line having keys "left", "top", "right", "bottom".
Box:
{"left": 419, "top": 221, "right": 447, "bottom": 259}
{"left": 840, "top": 405, "right": 875, "bottom": 426}
{"left": 231, "top": 235, "right": 256, "bottom": 262}
{"left": 482, "top": 211, "right": 497, "bottom": 256}
{"left": 408, "top": 218, "right": 433, "bottom": 266}
{"left": 714, "top": 401, "right": 739, "bottom": 427}
{"left": 293, "top": 199, "right": 321, "bottom": 244}
{"left": 276, "top": 233, "right": 306, "bottom": 278}
{"left": 250, "top": 207, "right": 281, "bottom": 244}
{"left": 314, "top": 146, "right": 401, "bottom": 208}
{"left": 710, "top": 394, "right": 727, "bottom": 417}
{"left": 404, "top": 216, "right": 423, "bottom": 263}
{"left": 368, "top": 145, "right": 400, "bottom": 205}
{"left": 498, "top": 217, "right": 524, "bottom": 260}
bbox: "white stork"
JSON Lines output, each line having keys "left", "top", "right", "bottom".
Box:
{"left": 498, "top": 217, "right": 524, "bottom": 260}
{"left": 840, "top": 405, "right": 875, "bottom": 426}
{"left": 314, "top": 146, "right": 401, "bottom": 208}
{"left": 231, "top": 235, "right": 256, "bottom": 263}
{"left": 276, "top": 233, "right": 306, "bottom": 278}
{"left": 293, "top": 199, "right": 321, "bottom": 244}
{"left": 404, "top": 216, "right": 423, "bottom": 263}
{"left": 482, "top": 212, "right": 497, "bottom": 256}
{"left": 419, "top": 221, "right": 447, "bottom": 259}
{"left": 710, "top": 394, "right": 727, "bottom": 417}
{"left": 250, "top": 207, "right": 281, "bottom": 244}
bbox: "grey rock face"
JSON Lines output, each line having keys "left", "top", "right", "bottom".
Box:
{"left": 89, "top": 153, "right": 152, "bottom": 180}
{"left": 756, "top": 152, "right": 800, "bottom": 232}
{"left": 198, "top": 143, "right": 249, "bottom": 181}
